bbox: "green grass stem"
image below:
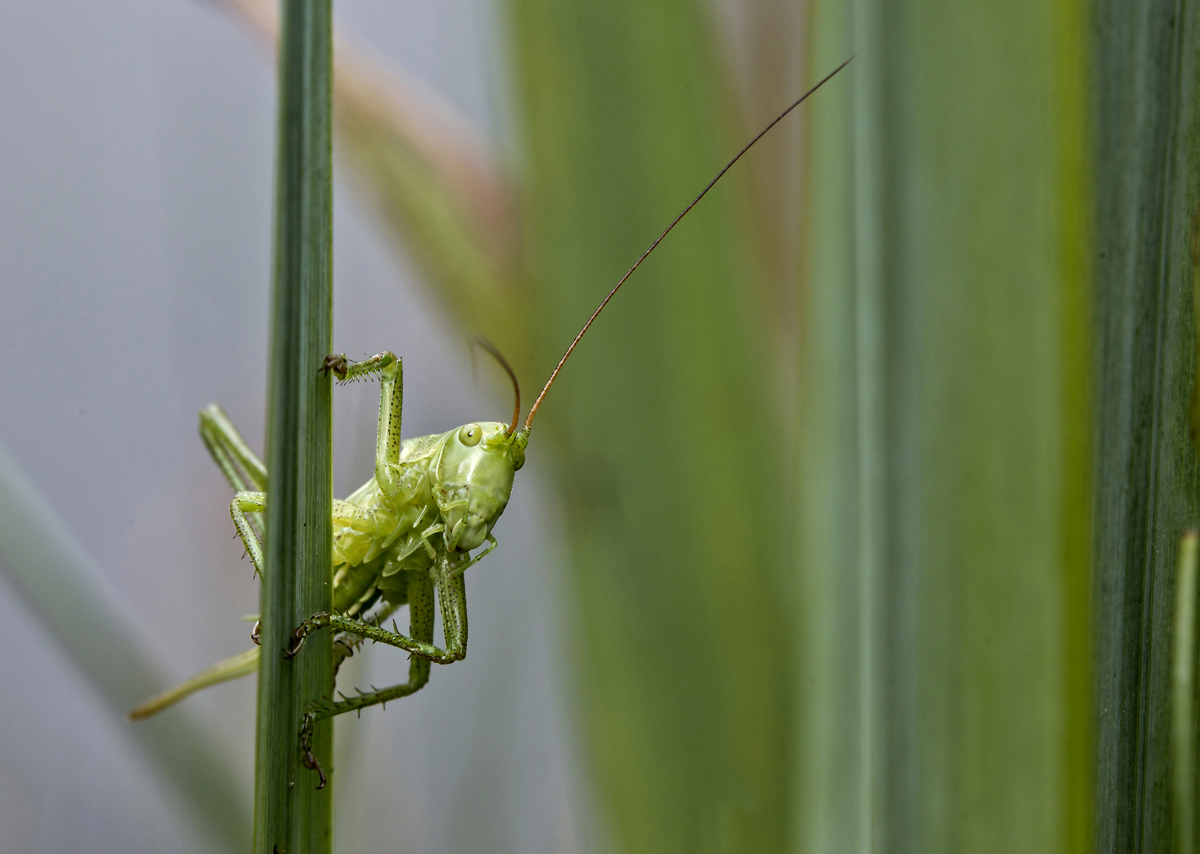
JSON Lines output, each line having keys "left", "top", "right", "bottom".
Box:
{"left": 252, "top": 1, "right": 335, "bottom": 852}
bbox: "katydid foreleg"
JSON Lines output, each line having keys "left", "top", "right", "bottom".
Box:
{"left": 322, "top": 350, "right": 409, "bottom": 497}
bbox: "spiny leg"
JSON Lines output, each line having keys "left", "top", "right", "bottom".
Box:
{"left": 230, "top": 491, "right": 266, "bottom": 577}
{"left": 286, "top": 554, "right": 467, "bottom": 665}
{"left": 332, "top": 602, "right": 398, "bottom": 673}
{"left": 323, "top": 351, "right": 406, "bottom": 497}
{"left": 316, "top": 574, "right": 434, "bottom": 717}
{"left": 300, "top": 572, "right": 434, "bottom": 788}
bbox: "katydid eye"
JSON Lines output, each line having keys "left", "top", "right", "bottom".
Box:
{"left": 459, "top": 424, "right": 482, "bottom": 447}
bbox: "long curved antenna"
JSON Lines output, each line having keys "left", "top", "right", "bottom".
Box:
{"left": 472, "top": 335, "right": 521, "bottom": 435}
{"left": 523, "top": 54, "right": 855, "bottom": 431}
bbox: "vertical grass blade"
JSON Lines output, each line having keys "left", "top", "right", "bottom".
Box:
{"left": 506, "top": 1, "right": 788, "bottom": 850}
{"left": 1092, "top": 2, "right": 1200, "bottom": 850}
{"left": 800, "top": 0, "right": 1092, "bottom": 850}
{"left": 0, "top": 445, "right": 249, "bottom": 852}
{"left": 253, "top": 1, "right": 334, "bottom": 852}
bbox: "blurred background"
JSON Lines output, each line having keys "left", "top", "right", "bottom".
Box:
{"left": 1, "top": 0, "right": 1197, "bottom": 853}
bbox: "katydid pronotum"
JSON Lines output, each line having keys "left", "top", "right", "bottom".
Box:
{"left": 130, "top": 56, "right": 853, "bottom": 787}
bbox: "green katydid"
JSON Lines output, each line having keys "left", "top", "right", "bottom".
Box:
{"left": 130, "top": 56, "right": 852, "bottom": 786}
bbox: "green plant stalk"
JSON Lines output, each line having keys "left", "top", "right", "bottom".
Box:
{"left": 0, "top": 444, "right": 249, "bottom": 852}
{"left": 253, "top": 1, "right": 334, "bottom": 852}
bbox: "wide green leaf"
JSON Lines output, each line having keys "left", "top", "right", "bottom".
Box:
{"left": 798, "top": 0, "right": 1092, "bottom": 851}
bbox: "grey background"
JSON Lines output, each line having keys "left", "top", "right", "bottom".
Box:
{"left": 0, "top": 1, "right": 592, "bottom": 850}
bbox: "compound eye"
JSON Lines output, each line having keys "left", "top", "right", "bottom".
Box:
{"left": 458, "top": 423, "right": 482, "bottom": 447}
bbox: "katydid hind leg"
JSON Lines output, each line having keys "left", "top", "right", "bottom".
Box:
{"left": 202, "top": 405, "right": 268, "bottom": 538}
{"left": 199, "top": 404, "right": 267, "bottom": 492}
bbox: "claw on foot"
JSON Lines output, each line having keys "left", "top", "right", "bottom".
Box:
{"left": 282, "top": 630, "right": 304, "bottom": 659}
{"left": 319, "top": 354, "right": 348, "bottom": 380}
{"left": 283, "top": 612, "right": 330, "bottom": 659}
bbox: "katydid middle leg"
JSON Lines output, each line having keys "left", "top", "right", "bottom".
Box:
{"left": 286, "top": 554, "right": 468, "bottom": 667}
{"left": 311, "top": 570, "right": 436, "bottom": 720}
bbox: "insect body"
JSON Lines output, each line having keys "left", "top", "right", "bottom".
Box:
{"left": 130, "top": 347, "right": 528, "bottom": 724}
{"left": 130, "top": 56, "right": 852, "bottom": 783}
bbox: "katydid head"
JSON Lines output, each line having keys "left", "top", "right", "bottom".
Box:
{"left": 435, "top": 420, "right": 528, "bottom": 551}
{"left": 438, "top": 339, "right": 529, "bottom": 551}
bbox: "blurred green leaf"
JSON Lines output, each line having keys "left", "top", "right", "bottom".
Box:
{"left": 215, "top": 0, "right": 527, "bottom": 363}
{"left": 798, "top": 0, "right": 1092, "bottom": 851}
{"left": 333, "top": 46, "right": 527, "bottom": 356}
{"left": 0, "top": 444, "right": 249, "bottom": 852}
{"left": 507, "top": 2, "right": 790, "bottom": 851}
{"left": 216, "top": 0, "right": 1200, "bottom": 849}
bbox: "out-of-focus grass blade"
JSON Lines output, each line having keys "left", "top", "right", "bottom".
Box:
{"left": 800, "top": 0, "right": 1092, "bottom": 850}
{"left": 506, "top": 0, "right": 790, "bottom": 850}
{"left": 0, "top": 443, "right": 249, "bottom": 852}
{"left": 213, "top": 0, "right": 527, "bottom": 363}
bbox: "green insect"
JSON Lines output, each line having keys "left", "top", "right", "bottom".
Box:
{"left": 130, "top": 58, "right": 852, "bottom": 786}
